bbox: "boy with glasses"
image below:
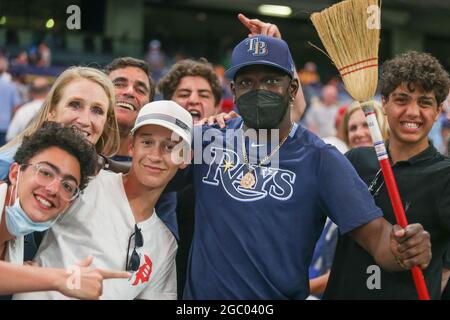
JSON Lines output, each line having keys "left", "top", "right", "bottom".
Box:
{"left": 15, "top": 101, "right": 193, "bottom": 299}
{"left": 1, "top": 122, "right": 129, "bottom": 298}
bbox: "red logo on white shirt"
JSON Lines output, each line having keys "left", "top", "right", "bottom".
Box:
{"left": 132, "top": 255, "right": 153, "bottom": 286}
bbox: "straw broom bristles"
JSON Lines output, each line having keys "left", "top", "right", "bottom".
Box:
{"left": 311, "top": 0, "right": 380, "bottom": 102}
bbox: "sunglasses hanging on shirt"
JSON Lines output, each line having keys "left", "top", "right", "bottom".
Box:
{"left": 126, "top": 224, "right": 144, "bottom": 271}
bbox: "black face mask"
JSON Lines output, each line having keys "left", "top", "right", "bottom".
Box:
{"left": 236, "top": 89, "right": 289, "bottom": 129}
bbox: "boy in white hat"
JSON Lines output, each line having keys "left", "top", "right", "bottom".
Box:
{"left": 14, "top": 101, "right": 193, "bottom": 300}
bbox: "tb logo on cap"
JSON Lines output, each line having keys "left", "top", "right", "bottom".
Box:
{"left": 246, "top": 37, "right": 268, "bottom": 56}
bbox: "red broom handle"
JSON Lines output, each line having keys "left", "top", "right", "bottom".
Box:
{"left": 361, "top": 102, "right": 430, "bottom": 300}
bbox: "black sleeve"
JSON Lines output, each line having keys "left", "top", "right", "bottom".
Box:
{"left": 163, "top": 166, "right": 193, "bottom": 193}
{"left": 444, "top": 247, "right": 450, "bottom": 269}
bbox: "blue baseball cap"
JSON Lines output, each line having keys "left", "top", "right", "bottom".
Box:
{"left": 225, "top": 35, "right": 296, "bottom": 80}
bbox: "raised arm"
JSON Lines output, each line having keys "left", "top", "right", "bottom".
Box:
{"left": 237, "top": 13, "right": 306, "bottom": 122}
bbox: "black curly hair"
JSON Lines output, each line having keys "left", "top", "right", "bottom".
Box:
{"left": 14, "top": 121, "right": 97, "bottom": 191}
{"left": 380, "top": 51, "right": 450, "bottom": 105}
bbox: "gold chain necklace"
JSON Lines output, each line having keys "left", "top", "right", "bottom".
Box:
{"left": 240, "top": 123, "right": 294, "bottom": 189}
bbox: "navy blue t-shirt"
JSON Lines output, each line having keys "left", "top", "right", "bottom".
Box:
{"left": 183, "top": 118, "right": 382, "bottom": 299}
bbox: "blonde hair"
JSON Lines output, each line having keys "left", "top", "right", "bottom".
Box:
{"left": 1, "top": 66, "right": 120, "bottom": 156}
{"left": 342, "top": 101, "right": 389, "bottom": 146}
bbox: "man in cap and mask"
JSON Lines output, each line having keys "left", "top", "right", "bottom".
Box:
{"left": 178, "top": 35, "right": 431, "bottom": 299}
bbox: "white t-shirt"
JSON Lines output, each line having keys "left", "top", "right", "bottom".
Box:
{"left": 14, "top": 170, "right": 177, "bottom": 300}
{"left": 0, "top": 183, "right": 24, "bottom": 265}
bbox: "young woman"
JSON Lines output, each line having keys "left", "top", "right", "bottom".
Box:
{"left": 0, "top": 66, "right": 120, "bottom": 178}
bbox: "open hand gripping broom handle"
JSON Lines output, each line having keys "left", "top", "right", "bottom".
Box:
{"left": 360, "top": 101, "right": 430, "bottom": 300}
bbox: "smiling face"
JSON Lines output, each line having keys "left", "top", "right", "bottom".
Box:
{"left": 109, "top": 66, "right": 150, "bottom": 134}
{"left": 347, "top": 108, "right": 373, "bottom": 148}
{"left": 383, "top": 83, "right": 441, "bottom": 151}
{"left": 129, "top": 124, "right": 187, "bottom": 190}
{"left": 172, "top": 76, "right": 219, "bottom": 123}
{"left": 47, "top": 79, "right": 108, "bottom": 145}
{"left": 9, "top": 146, "right": 81, "bottom": 223}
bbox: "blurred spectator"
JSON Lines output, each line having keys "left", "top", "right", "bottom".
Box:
{"left": 0, "top": 56, "right": 12, "bottom": 82}
{"left": 322, "top": 105, "right": 349, "bottom": 154}
{"left": 441, "top": 117, "right": 450, "bottom": 156}
{"left": 11, "top": 72, "right": 30, "bottom": 103}
{"left": 305, "top": 84, "right": 340, "bottom": 138}
{"left": 28, "top": 46, "right": 40, "bottom": 66}
{"left": 298, "top": 62, "right": 322, "bottom": 123}
{"left": 6, "top": 77, "right": 51, "bottom": 142}
{"left": 37, "top": 42, "right": 52, "bottom": 67}
{"left": 327, "top": 76, "right": 352, "bottom": 104}
{"left": 298, "top": 62, "right": 321, "bottom": 96}
{"left": 429, "top": 109, "right": 447, "bottom": 153}
{"left": 13, "top": 51, "right": 29, "bottom": 66}
{"left": 430, "top": 92, "right": 450, "bottom": 154}
{"left": 145, "top": 39, "right": 167, "bottom": 83}
{"left": 213, "top": 64, "right": 234, "bottom": 113}
{"left": 0, "top": 68, "right": 22, "bottom": 145}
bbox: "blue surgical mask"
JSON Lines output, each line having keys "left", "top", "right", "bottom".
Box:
{"left": 5, "top": 197, "right": 57, "bottom": 237}
{"left": 4, "top": 169, "right": 59, "bottom": 238}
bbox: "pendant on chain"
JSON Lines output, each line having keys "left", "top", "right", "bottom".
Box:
{"left": 240, "top": 171, "right": 256, "bottom": 189}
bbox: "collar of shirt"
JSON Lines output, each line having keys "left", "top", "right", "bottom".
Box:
{"left": 388, "top": 141, "right": 438, "bottom": 167}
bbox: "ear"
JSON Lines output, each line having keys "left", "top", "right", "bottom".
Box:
{"left": 230, "top": 81, "right": 236, "bottom": 100}
{"left": 128, "top": 135, "right": 134, "bottom": 157}
{"left": 435, "top": 103, "right": 443, "bottom": 122}
{"left": 47, "top": 108, "right": 56, "bottom": 121}
{"left": 8, "top": 163, "right": 20, "bottom": 186}
{"left": 381, "top": 96, "right": 388, "bottom": 115}
{"left": 289, "top": 78, "right": 300, "bottom": 100}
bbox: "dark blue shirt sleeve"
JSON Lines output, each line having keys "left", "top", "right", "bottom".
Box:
{"left": 318, "top": 146, "right": 383, "bottom": 234}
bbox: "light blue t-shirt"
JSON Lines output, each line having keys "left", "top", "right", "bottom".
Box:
{"left": 0, "top": 144, "right": 19, "bottom": 179}
{"left": 0, "top": 79, "right": 22, "bottom": 132}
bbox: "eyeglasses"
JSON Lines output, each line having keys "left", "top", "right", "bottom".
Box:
{"left": 368, "top": 169, "right": 384, "bottom": 197}
{"left": 126, "top": 224, "right": 144, "bottom": 271}
{"left": 22, "top": 162, "right": 80, "bottom": 201}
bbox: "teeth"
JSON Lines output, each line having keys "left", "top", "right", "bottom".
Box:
{"left": 190, "top": 111, "right": 200, "bottom": 117}
{"left": 36, "top": 195, "right": 52, "bottom": 208}
{"left": 403, "top": 122, "right": 420, "bottom": 128}
{"left": 117, "top": 102, "right": 135, "bottom": 111}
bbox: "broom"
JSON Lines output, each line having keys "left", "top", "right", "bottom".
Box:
{"left": 311, "top": 0, "right": 430, "bottom": 300}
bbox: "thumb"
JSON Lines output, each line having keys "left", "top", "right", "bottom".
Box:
{"left": 77, "top": 255, "right": 94, "bottom": 268}
{"left": 392, "top": 224, "right": 405, "bottom": 238}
